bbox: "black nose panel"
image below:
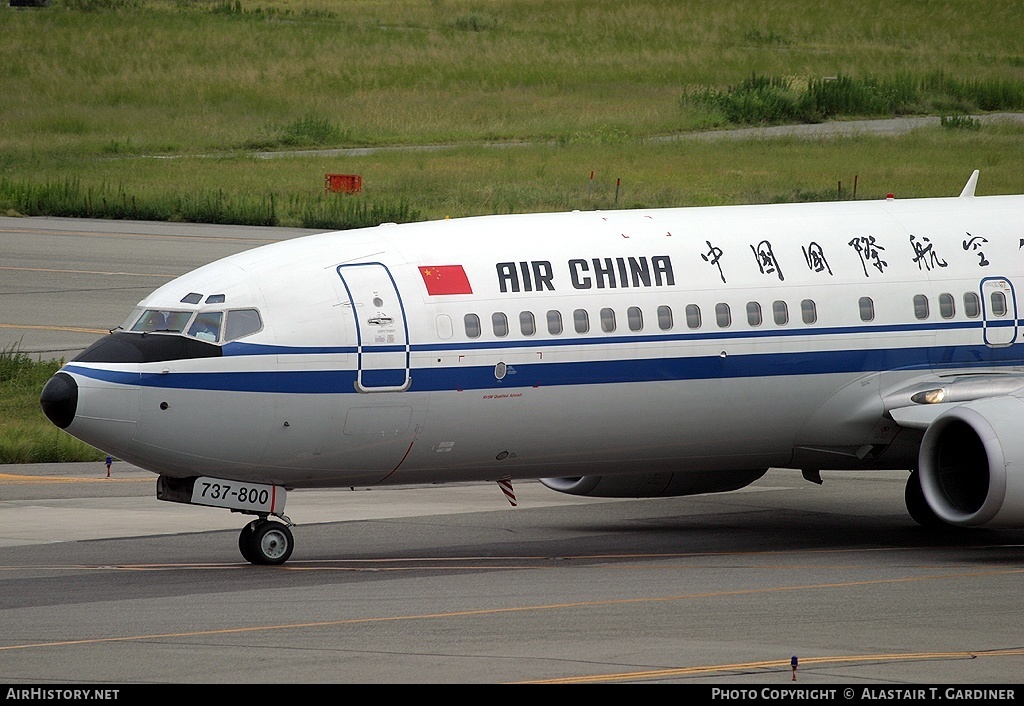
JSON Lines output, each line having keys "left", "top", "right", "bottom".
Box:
{"left": 73, "top": 332, "right": 221, "bottom": 364}
{"left": 40, "top": 372, "right": 78, "bottom": 429}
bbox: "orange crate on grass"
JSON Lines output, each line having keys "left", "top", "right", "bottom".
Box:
{"left": 325, "top": 174, "right": 362, "bottom": 194}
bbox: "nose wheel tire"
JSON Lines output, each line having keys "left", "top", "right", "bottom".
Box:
{"left": 238, "top": 520, "right": 258, "bottom": 563}
{"left": 239, "top": 519, "right": 294, "bottom": 565}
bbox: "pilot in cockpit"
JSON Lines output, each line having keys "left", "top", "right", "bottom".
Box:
{"left": 188, "top": 311, "right": 223, "bottom": 342}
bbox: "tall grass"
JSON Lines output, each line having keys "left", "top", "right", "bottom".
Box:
{"left": 0, "top": 176, "right": 423, "bottom": 227}
{"left": 0, "top": 177, "right": 279, "bottom": 225}
{"left": 244, "top": 114, "right": 354, "bottom": 151}
{"left": 687, "top": 73, "right": 1024, "bottom": 125}
{"left": 0, "top": 345, "right": 102, "bottom": 463}
{"left": 297, "top": 194, "right": 421, "bottom": 229}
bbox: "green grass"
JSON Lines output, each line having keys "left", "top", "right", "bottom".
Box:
{"left": 1, "top": 0, "right": 1023, "bottom": 226}
{"left": 6, "top": 124, "right": 1021, "bottom": 222}
{"left": 686, "top": 73, "right": 1024, "bottom": 125}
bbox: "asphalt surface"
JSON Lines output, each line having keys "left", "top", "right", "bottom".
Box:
{"left": 2, "top": 462, "right": 1024, "bottom": 685}
{"left": 0, "top": 216, "right": 327, "bottom": 361}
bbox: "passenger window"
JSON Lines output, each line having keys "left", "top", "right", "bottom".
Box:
{"left": 939, "top": 293, "right": 955, "bottom": 319}
{"left": 627, "top": 306, "right": 643, "bottom": 331}
{"left": 188, "top": 311, "right": 223, "bottom": 342}
{"left": 772, "top": 300, "right": 788, "bottom": 325}
{"left": 520, "top": 311, "right": 536, "bottom": 336}
{"left": 464, "top": 313, "right": 481, "bottom": 338}
{"left": 715, "top": 303, "right": 731, "bottom": 328}
{"left": 991, "top": 291, "right": 1008, "bottom": 317}
{"left": 913, "top": 294, "right": 929, "bottom": 320}
{"left": 859, "top": 297, "right": 874, "bottom": 322}
{"left": 801, "top": 299, "right": 817, "bottom": 324}
{"left": 547, "top": 310, "right": 563, "bottom": 334}
{"left": 225, "top": 308, "right": 263, "bottom": 341}
{"left": 658, "top": 305, "right": 673, "bottom": 330}
{"left": 435, "top": 314, "right": 453, "bottom": 340}
{"left": 746, "top": 302, "right": 762, "bottom": 327}
{"left": 685, "top": 304, "right": 701, "bottom": 329}
{"left": 964, "top": 292, "right": 981, "bottom": 318}
{"left": 600, "top": 308, "right": 616, "bottom": 333}
{"left": 573, "top": 309, "right": 589, "bottom": 334}
{"left": 492, "top": 312, "right": 509, "bottom": 337}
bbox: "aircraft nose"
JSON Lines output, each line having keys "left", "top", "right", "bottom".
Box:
{"left": 40, "top": 372, "right": 78, "bottom": 429}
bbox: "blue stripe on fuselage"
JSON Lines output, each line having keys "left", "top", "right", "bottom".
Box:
{"left": 64, "top": 340, "right": 1023, "bottom": 394}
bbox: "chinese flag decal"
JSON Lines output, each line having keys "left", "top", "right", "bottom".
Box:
{"left": 418, "top": 265, "right": 473, "bottom": 295}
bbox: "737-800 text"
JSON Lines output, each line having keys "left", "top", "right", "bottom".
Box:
{"left": 198, "top": 482, "right": 269, "bottom": 505}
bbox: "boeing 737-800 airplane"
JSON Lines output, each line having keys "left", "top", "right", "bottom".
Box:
{"left": 40, "top": 171, "right": 1024, "bottom": 564}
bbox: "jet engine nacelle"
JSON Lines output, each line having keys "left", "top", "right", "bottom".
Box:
{"left": 540, "top": 469, "right": 768, "bottom": 498}
{"left": 918, "top": 396, "right": 1024, "bottom": 528}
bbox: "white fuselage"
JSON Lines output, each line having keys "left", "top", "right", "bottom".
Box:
{"left": 54, "top": 194, "right": 1024, "bottom": 489}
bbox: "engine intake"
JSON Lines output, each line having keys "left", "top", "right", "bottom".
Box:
{"left": 918, "top": 396, "right": 1024, "bottom": 527}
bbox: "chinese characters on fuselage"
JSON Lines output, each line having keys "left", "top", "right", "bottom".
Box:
{"left": 493, "top": 231, "right": 1001, "bottom": 293}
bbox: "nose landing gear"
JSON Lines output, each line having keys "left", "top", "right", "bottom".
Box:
{"left": 155, "top": 475, "right": 295, "bottom": 565}
{"left": 239, "top": 518, "right": 294, "bottom": 565}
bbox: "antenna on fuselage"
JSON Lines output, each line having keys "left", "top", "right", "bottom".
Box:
{"left": 959, "top": 170, "right": 980, "bottom": 198}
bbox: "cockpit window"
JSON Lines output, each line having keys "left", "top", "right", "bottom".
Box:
{"left": 131, "top": 309, "right": 192, "bottom": 333}
{"left": 187, "top": 311, "right": 223, "bottom": 342}
{"left": 180, "top": 293, "right": 203, "bottom": 304}
{"left": 118, "top": 307, "right": 144, "bottom": 331}
{"left": 224, "top": 309, "right": 263, "bottom": 341}
{"left": 123, "top": 307, "right": 262, "bottom": 343}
